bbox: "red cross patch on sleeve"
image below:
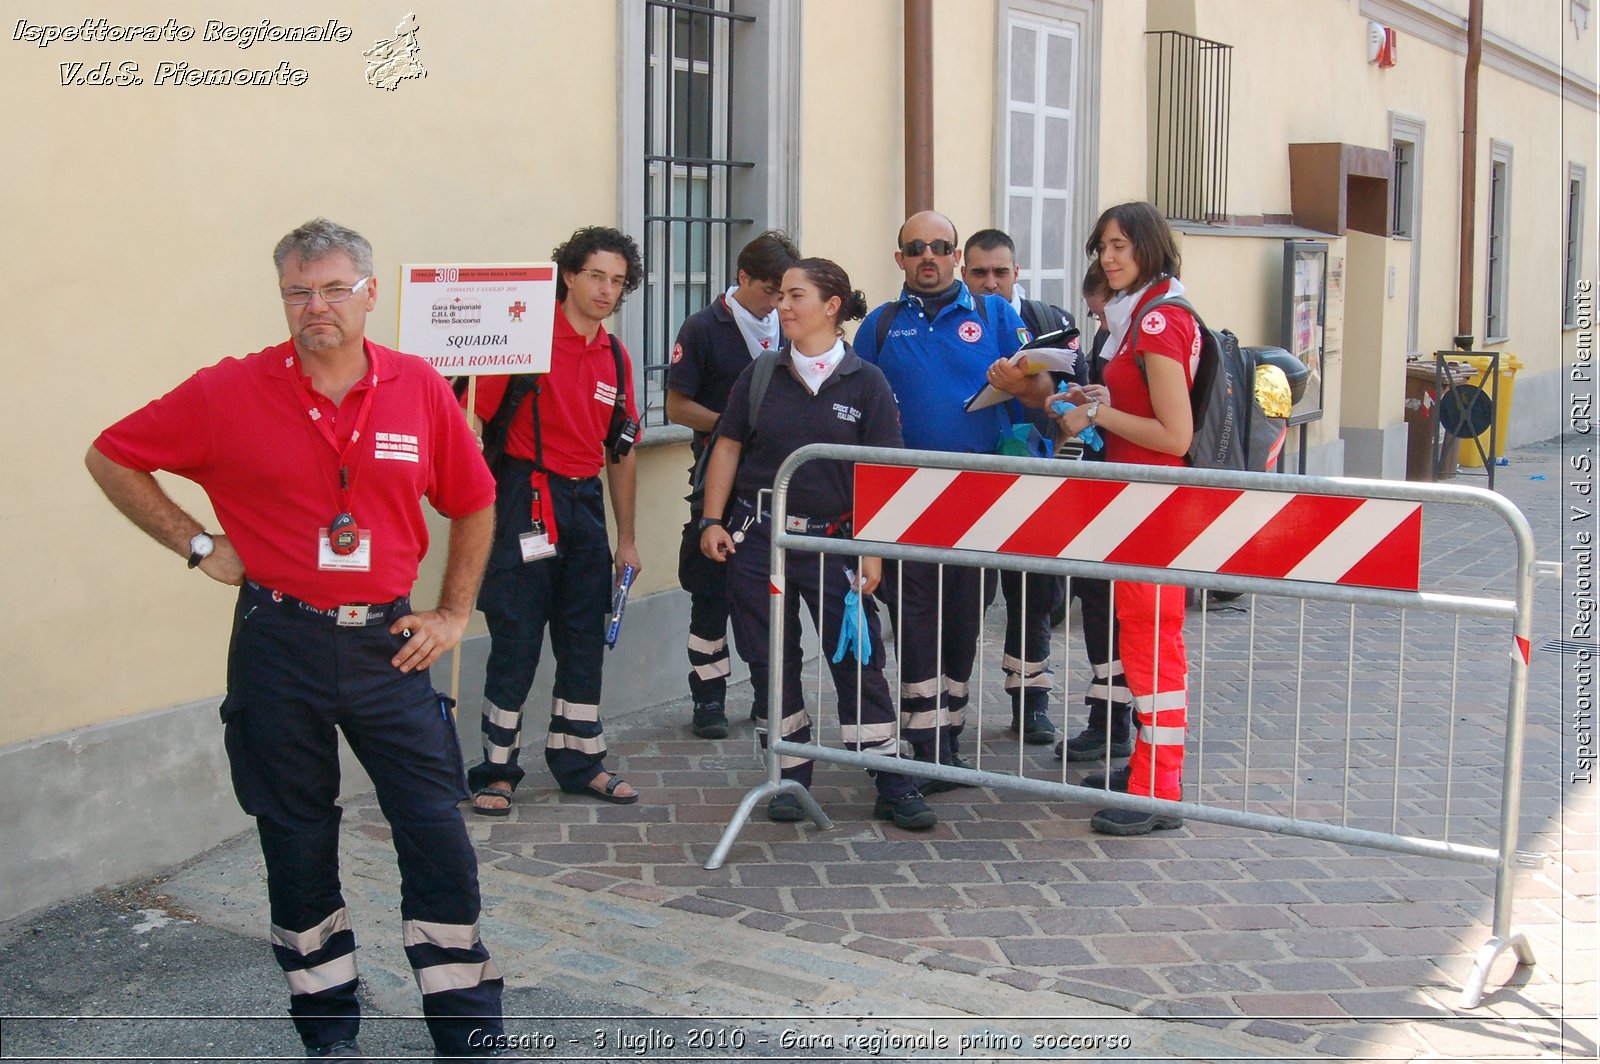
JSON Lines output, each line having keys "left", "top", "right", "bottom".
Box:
{"left": 1140, "top": 311, "right": 1167, "bottom": 336}
{"left": 670, "top": 342, "right": 684, "bottom": 364}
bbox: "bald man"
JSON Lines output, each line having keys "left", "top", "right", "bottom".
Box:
{"left": 854, "top": 210, "right": 1050, "bottom": 794}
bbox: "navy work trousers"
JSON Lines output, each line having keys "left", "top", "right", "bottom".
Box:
{"left": 678, "top": 516, "right": 731, "bottom": 707}
{"left": 876, "top": 559, "right": 995, "bottom": 765}
{"left": 474, "top": 462, "right": 613, "bottom": 794}
{"left": 221, "top": 584, "right": 501, "bottom": 1057}
{"left": 724, "top": 499, "right": 917, "bottom": 800}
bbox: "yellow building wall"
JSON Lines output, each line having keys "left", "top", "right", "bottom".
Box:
{"left": 2, "top": 1, "right": 619, "bottom": 745}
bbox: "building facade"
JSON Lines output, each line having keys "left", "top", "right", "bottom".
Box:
{"left": 2, "top": 0, "right": 1594, "bottom": 918}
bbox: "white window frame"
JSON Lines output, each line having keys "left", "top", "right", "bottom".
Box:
{"left": 1566, "top": 163, "right": 1587, "bottom": 328}
{"left": 1390, "top": 112, "right": 1424, "bottom": 356}
{"left": 1485, "top": 140, "right": 1513, "bottom": 343}
{"left": 995, "top": 0, "right": 1099, "bottom": 314}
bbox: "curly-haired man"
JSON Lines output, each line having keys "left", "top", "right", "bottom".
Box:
{"left": 465, "top": 226, "right": 646, "bottom": 815}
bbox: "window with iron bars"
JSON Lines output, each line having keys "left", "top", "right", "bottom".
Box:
{"left": 1145, "top": 30, "right": 1231, "bottom": 224}
{"left": 640, "top": 0, "right": 755, "bottom": 428}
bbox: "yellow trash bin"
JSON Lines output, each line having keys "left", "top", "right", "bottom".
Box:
{"left": 1455, "top": 354, "right": 1522, "bottom": 466}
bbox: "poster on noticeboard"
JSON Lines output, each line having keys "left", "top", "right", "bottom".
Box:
{"left": 1282, "top": 240, "right": 1328, "bottom": 425}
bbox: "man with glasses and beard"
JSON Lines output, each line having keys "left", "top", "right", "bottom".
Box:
{"left": 853, "top": 210, "right": 1050, "bottom": 793}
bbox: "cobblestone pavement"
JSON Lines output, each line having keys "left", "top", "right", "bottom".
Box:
{"left": 7, "top": 438, "right": 1594, "bottom": 1062}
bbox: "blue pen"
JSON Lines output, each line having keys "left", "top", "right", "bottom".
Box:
{"left": 605, "top": 564, "right": 638, "bottom": 649}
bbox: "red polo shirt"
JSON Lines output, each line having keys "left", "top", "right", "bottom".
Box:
{"left": 95, "top": 339, "right": 496, "bottom": 609}
{"left": 1100, "top": 279, "right": 1200, "bottom": 468}
{"left": 471, "top": 301, "right": 641, "bottom": 478}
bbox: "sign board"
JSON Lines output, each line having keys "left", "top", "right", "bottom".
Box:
{"left": 397, "top": 263, "right": 556, "bottom": 374}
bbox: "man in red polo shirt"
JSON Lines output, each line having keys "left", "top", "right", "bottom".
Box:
{"left": 86, "top": 219, "right": 532, "bottom": 1061}
{"left": 465, "top": 226, "right": 644, "bottom": 815}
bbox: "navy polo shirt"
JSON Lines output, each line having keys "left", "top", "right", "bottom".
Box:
{"left": 853, "top": 283, "right": 1029, "bottom": 454}
{"left": 719, "top": 346, "right": 903, "bottom": 518}
{"left": 665, "top": 294, "right": 772, "bottom": 450}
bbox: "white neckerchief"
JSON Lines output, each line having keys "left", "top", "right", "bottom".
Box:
{"left": 790, "top": 337, "right": 846, "bottom": 395}
{"left": 725, "top": 286, "right": 781, "bottom": 359}
{"left": 1103, "top": 276, "right": 1185, "bottom": 357}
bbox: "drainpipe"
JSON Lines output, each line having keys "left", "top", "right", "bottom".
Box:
{"left": 905, "top": 0, "right": 934, "bottom": 214}
{"left": 1455, "top": 0, "right": 1484, "bottom": 350}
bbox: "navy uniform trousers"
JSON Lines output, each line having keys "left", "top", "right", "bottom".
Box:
{"left": 678, "top": 516, "right": 732, "bottom": 708}
{"left": 876, "top": 558, "right": 994, "bottom": 765}
{"left": 473, "top": 458, "right": 613, "bottom": 794}
{"left": 1067, "top": 575, "right": 1132, "bottom": 728}
{"left": 725, "top": 499, "right": 917, "bottom": 800}
{"left": 999, "top": 569, "right": 1058, "bottom": 719}
{"left": 221, "top": 583, "right": 502, "bottom": 1057}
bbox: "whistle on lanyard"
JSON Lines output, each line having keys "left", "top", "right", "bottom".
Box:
{"left": 605, "top": 564, "right": 637, "bottom": 649}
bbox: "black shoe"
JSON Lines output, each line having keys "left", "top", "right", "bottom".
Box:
{"left": 873, "top": 792, "right": 938, "bottom": 830}
{"left": 1022, "top": 708, "right": 1056, "bottom": 745}
{"left": 1080, "top": 765, "right": 1132, "bottom": 792}
{"left": 766, "top": 792, "right": 806, "bottom": 822}
{"left": 1090, "top": 806, "right": 1183, "bottom": 835}
{"left": 307, "top": 1040, "right": 363, "bottom": 1059}
{"left": 1060, "top": 725, "right": 1134, "bottom": 762}
{"left": 691, "top": 701, "right": 729, "bottom": 739}
{"left": 919, "top": 753, "right": 975, "bottom": 794}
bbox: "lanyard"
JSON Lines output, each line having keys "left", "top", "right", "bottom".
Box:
{"left": 285, "top": 354, "right": 378, "bottom": 517}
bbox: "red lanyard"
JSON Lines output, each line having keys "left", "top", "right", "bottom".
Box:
{"left": 285, "top": 355, "right": 378, "bottom": 517}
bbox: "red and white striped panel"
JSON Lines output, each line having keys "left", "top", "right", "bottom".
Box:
{"left": 853, "top": 464, "right": 1423, "bottom": 592}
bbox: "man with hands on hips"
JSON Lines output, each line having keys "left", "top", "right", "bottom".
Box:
{"left": 86, "top": 218, "right": 534, "bottom": 1060}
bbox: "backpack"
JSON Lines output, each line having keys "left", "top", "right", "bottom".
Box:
{"left": 686, "top": 349, "right": 783, "bottom": 510}
{"left": 1134, "top": 295, "right": 1285, "bottom": 472}
{"left": 464, "top": 336, "right": 635, "bottom": 472}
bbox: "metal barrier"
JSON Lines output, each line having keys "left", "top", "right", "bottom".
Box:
{"left": 704, "top": 445, "right": 1538, "bottom": 1008}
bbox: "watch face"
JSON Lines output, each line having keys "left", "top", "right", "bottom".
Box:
{"left": 191, "top": 533, "right": 213, "bottom": 557}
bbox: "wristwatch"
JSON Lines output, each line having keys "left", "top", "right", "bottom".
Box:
{"left": 698, "top": 516, "right": 726, "bottom": 531}
{"left": 1086, "top": 399, "right": 1101, "bottom": 425}
{"left": 187, "top": 532, "right": 215, "bottom": 569}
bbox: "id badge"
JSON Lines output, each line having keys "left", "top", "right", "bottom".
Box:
{"left": 318, "top": 528, "right": 373, "bottom": 571}
{"left": 520, "top": 530, "right": 556, "bottom": 562}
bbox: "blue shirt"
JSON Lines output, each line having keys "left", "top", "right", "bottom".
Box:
{"left": 853, "top": 283, "right": 1030, "bottom": 454}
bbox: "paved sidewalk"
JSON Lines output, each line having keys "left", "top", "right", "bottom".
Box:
{"left": 2, "top": 437, "right": 1593, "bottom": 1062}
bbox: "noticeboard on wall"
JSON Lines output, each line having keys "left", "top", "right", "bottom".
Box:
{"left": 1282, "top": 240, "right": 1328, "bottom": 426}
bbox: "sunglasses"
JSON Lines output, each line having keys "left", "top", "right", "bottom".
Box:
{"left": 900, "top": 239, "right": 957, "bottom": 257}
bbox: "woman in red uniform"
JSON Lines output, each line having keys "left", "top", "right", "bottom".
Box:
{"left": 1054, "top": 201, "right": 1197, "bottom": 835}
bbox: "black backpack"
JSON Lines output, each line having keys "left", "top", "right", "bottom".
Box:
{"left": 686, "top": 350, "right": 783, "bottom": 510}
{"left": 466, "top": 336, "right": 634, "bottom": 472}
{"left": 1134, "top": 295, "right": 1277, "bottom": 472}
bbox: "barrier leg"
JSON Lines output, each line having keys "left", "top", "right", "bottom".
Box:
{"left": 1458, "top": 930, "right": 1535, "bottom": 1009}
{"left": 704, "top": 778, "right": 831, "bottom": 871}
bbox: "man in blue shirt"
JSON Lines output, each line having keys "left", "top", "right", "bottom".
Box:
{"left": 854, "top": 210, "right": 1048, "bottom": 789}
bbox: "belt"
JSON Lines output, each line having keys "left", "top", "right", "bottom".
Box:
{"left": 243, "top": 581, "right": 411, "bottom": 628}
{"left": 735, "top": 497, "right": 853, "bottom": 537}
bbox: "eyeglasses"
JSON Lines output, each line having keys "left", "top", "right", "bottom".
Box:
{"left": 578, "top": 268, "right": 630, "bottom": 290}
{"left": 282, "top": 276, "right": 372, "bottom": 306}
{"left": 900, "top": 239, "right": 957, "bottom": 258}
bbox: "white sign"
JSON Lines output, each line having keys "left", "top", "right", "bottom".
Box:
{"left": 397, "top": 263, "right": 556, "bottom": 374}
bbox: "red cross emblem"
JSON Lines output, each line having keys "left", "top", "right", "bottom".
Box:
{"left": 958, "top": 321, "right": 983, "bottom": 343}
{"left": 760, "top": 339, "right": 772, "bottom": 349}
{"left": 508, "top": 300, "right": 526, "bottom": 322}
{"left": 344, "top": 607, "right": 361, "bottom": 621}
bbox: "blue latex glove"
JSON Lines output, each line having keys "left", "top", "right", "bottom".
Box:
{"left": 1049, "top": 382, "right": 1104, "bottom": 452}
{"left": 831, "top": 574, "right": 873, "bottom": 664}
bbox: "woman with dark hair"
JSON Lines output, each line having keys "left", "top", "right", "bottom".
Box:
{"left": 1054, "top": 201, "right": 1196, "bottom": 836}
{"left": 698, "top": 258, "right": 937, "bottom": 830}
